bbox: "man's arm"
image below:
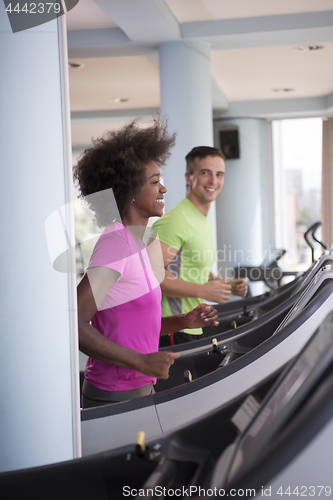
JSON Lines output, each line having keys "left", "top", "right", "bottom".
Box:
{"left": 159, "top": 242, "right": 232, "bottom": 304}
{"left": 209, "top": 272, "right": 248, "bottom": 298}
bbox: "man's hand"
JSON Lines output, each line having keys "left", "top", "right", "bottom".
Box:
{"left": 183, "top": 304, "right": 219, "bottom": 329}
{"left": 138, "top": 351, "right": 179, "bottom": 379}
{"left": 201, "top": 278, "right": 232, "bottom": 304}
{"left": 229, "top": 279, "right": 248, "bottom": 298}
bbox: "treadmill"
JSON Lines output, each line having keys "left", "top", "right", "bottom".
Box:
{"left": 209, "top": 309, "right": 333, "bottom": 497}
{"left": 118, "top": 308, "right": 333, "bottom": 499}
{"left": 201, "top": 220, "right": 328, "bottom": 326}
{"left": 3, "top": 305, "right": 333, "bottom": 499}
{"left": 80, "top": 265, "right": 333, "bottom": 455}
{"left": 163, "top": 249, "right": 333, "bottom": 343}
{"left": 156, "top": 254, "right": 333, "bottom": 390}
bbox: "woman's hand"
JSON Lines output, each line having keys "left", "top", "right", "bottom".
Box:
{"left": 161, "top": 304, "right": 218, "bottom": 335}
{"left": 183, "top": 304, "right": 219, "bottom": 329}
{"left": 138, "top": 351, "right": 179, "bottom": 379}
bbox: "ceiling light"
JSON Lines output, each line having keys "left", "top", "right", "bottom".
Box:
{"left": 272, "top": 88, "right": 294, "bottom": 93}
{"left": 108, "top": 98, "right": 130, "bottom": 103}
{"left": 294, "top": 45, "right": 324, "bottom": 52}
{"left": 68, "top": 62, "right": 84, "bottom": 69}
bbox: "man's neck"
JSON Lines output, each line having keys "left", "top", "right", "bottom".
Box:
{"left": 186, "top": 192, "right": 211, "bottom": 217}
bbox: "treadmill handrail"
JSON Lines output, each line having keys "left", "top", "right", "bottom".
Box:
{"left": 304, "top": 220, "right": 328, "bottom": 262}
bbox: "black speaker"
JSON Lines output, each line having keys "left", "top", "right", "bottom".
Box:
{"left": 219, "top": 129, "right": 240, "bottom": 159}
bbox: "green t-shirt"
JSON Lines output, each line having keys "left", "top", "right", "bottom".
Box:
{"left": 153, "top": 198, "right": 215, "bottom": 335}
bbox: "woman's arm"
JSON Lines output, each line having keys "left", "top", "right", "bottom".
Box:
{"left": 78, "top": 268, "right": 178, "bottom": 378}
{"left": 160, "top": 304, "right": 219, "bottom": 336}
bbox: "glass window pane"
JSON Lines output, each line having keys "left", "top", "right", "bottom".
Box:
{"left": 272, "top": 118, "right": 323, "bottom": 273}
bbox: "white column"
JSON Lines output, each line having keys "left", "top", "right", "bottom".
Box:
{"left": 159, "top": 43, "right": 216, "bottom": 209}
{"left": 321, "top": 118, "right": 333, "bottom": 245}
{"left": 0, "top": 8, "right": 80, "bottom": 472}
{"left": 214, "top": 118, "right": 272, "bottom": 286}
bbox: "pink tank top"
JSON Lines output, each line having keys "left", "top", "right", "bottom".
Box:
{"left": 84, "top": 223, "right": 162, "bottom": 392}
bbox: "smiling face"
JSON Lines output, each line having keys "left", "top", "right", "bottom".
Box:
{"left": 132, "top": 161, "right": 167, "bottom": 220}
{"left": 185, "top": 155, "right": 225, "bottom": 213}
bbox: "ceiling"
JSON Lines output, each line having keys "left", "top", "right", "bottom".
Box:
{"left": 67, "top": 0, "right": 333, "bottom": 149}
{"left": 164, "top": 0, "right": 333, "bottom": 22}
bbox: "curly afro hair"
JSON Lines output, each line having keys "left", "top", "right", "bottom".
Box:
{"left": 73, "top": 119, "right": 176, "bottom": 227}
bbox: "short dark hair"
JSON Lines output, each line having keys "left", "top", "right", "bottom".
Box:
{"left": 185, "top": 146, "right": 225, "bottom": 174}
{"left": 73, "top": 119, "right": 176, "bottom": 226}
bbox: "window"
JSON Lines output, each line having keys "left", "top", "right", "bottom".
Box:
{"left": 272, "top": 118, "right": 323, "bottom": 272}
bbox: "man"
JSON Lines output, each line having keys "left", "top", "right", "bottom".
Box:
{"left": 153, "top": 146, "right": 248, "bottom": 344}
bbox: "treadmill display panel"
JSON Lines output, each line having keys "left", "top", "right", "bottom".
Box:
{"left": 225, "top": 311, "right": 333, "bottom": 485}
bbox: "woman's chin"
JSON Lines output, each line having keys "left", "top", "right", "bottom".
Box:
{"left": 150, "top": 209, "right": 163, "bottom": 218}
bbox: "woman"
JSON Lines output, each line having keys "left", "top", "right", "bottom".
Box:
{"left": 74, "top": 120, "right": 218, "bottom": 408}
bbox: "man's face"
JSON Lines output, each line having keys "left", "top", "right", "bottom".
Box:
{"left": 185, "top": 155, "right": 225, "bottom": 204}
